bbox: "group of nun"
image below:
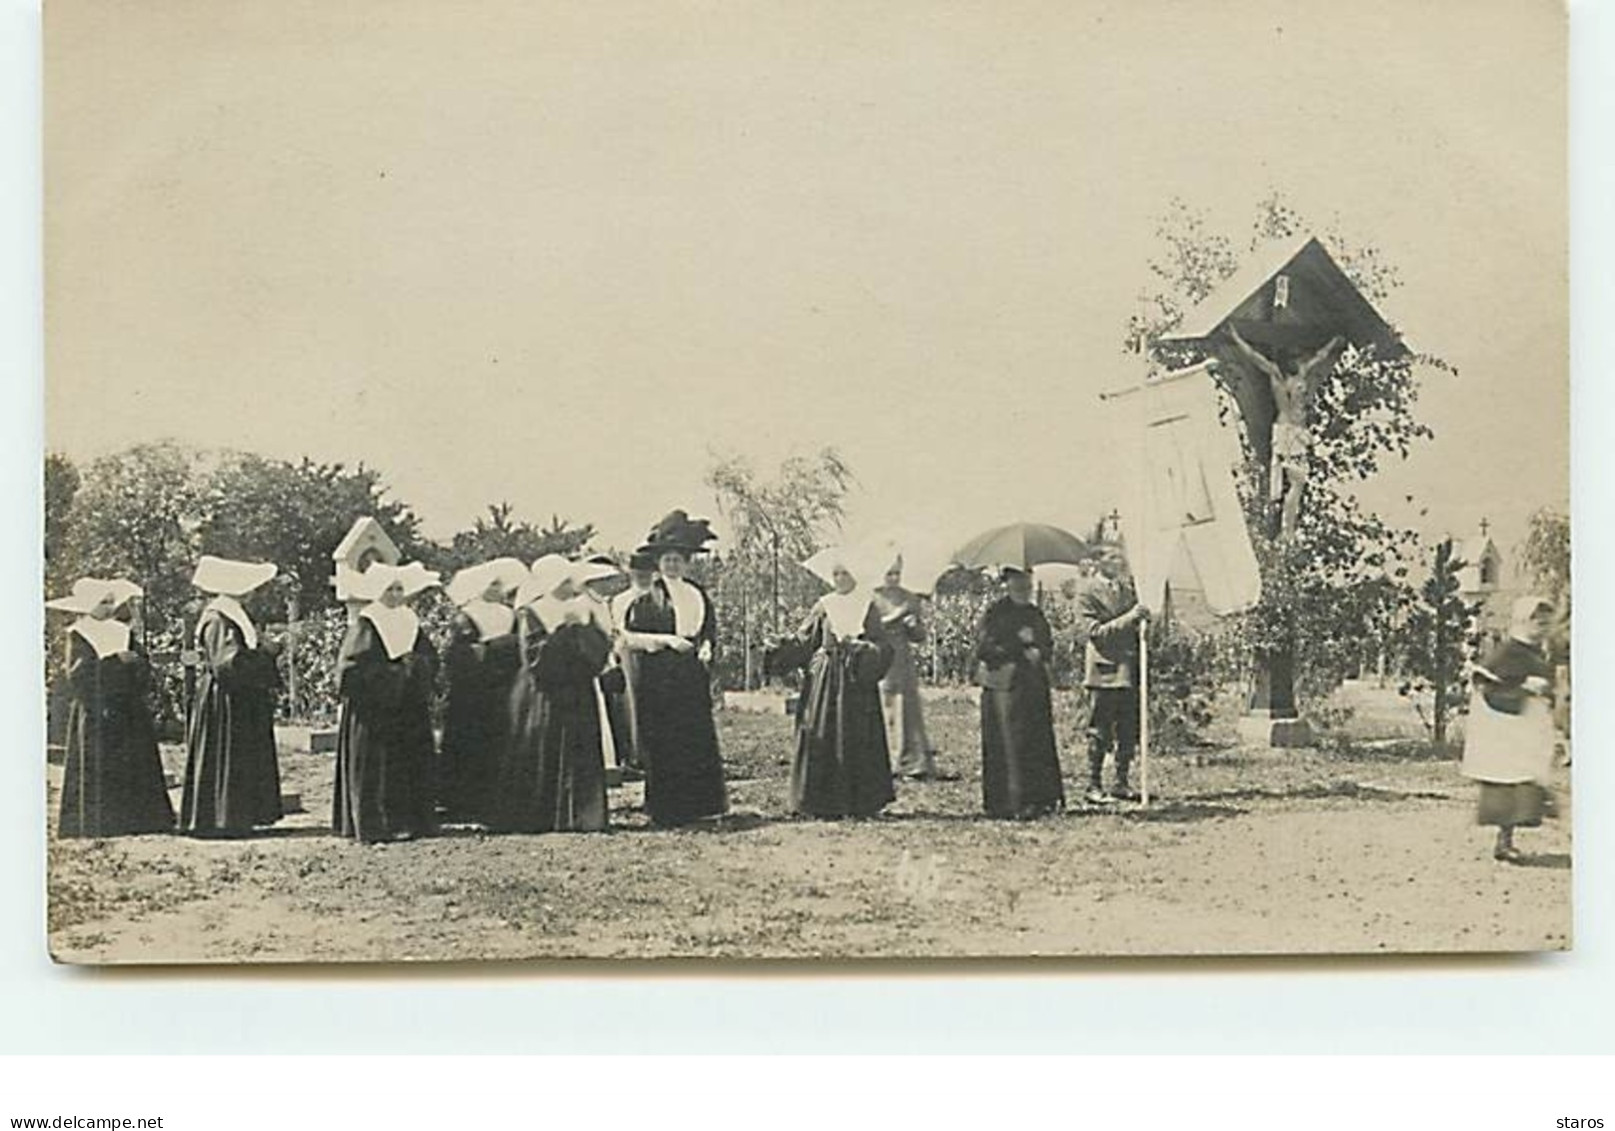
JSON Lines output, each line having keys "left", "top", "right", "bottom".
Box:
{"left": 48, "top": 505, "right": 1069, "bottom": 844}
{"left": 47, "top": 511, "right": 734, "bottom": 844}
{"left": 324, "top": 508, "right": 733, "bottom": 842}
{"left": 47, "top": 557, "right": 286, "bottom": 840}
{"left": 48, "top": 506, "right": 1564, "bottom": 862}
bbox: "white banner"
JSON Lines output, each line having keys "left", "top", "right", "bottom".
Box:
{"left": 1122, "top": 362, "right": 1261, "bottom": 616}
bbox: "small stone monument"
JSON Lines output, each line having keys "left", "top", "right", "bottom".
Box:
{"left": 331, "top": 516, "right": 402, "bottom": 624}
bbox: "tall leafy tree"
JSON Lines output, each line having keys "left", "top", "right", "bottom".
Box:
{"left": 704, "top": 448, "right": 855, "bottom": 688}
{"left": 1518, "top": 507, "right": 1569, "bottom": 603}
{"left": 1398, "top": 537, "right": 1480, "bottom": 746}
{"left": 436, "top": 502, "right": 596, "bottom": 572}
{"left": 42, "top": 452, "right": 85, "bottom": 723}
{"left": 66, "top": 440, "right": 206, "bottom": 638}
{"left": 1517, "top": 506, "right": 1570, "bottom": 666}
{"left": 196, "top": 452, "right": 429, "bottom": 620}
{"left": 43, "top": 452, "right": 82, "bottom": 603}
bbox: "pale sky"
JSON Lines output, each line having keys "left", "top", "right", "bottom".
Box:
{"left": 45, "top": 0, "right": 1567, "bottom": 565}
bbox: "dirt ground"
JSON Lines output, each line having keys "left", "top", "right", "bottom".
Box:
{"left": 45, "top": 690, "right": 1572, "bottom": 964}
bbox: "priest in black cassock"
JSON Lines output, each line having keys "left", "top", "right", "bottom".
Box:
{"left": 332, "top": 562, "right": 442, "bottom": 844}
{"left": 438, "top": 557, "right": 526, "bottom": 824}
{"left": 975, "top": 566, "right": 1065, "bottom": 819}
{"left": 620, "top": 511, "right": 728, "bottom": 827}
{"left": 49, "top": 578, "right": 175, "bottom": 838}
{"left": 179, "top": 556, "right": 284, "bottom": 837}
{"left": 494, "top": 556, "right": 614, "bottom": 834}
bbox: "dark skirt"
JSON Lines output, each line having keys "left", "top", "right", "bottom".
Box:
{"left": 439, "top": 659, "right": 518, "bottom": 823}
{"left": 1476, "top": 782, "right": 1547, "bottom": 829}
{"left": 179, "top": 672, "right": 282, "bottom": 835}
{"left": 495, "top": 672, "right": 608, "bottom": 833}
{"left": 791, "top": 643, "right": 895, "bottom": 818}
{"left": 602, "top": 678, "right": 636, "bottom": 769}
{"left": 981, "top": 666, "right": 1065, "bottom": 819}
{"left": 58, "top": 669, "right": 174, "bottom": 838}
{"left": 333, "top": 695, "right": 437, "bottom": 843}
{"left": 637, "top": 650, "right": 727, "bottom": 826}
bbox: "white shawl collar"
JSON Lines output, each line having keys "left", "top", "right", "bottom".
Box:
{"left": 361, "top": 604, "right": 420, "bottom": 661}
{"left": 821, "top": 591, "right": 872, "bottom": 640}
{"left": 463, "top": 600, "right": 515, "bottom": 641}
{"left": 662, "top": 577, "right": 706, "bottom": 637}
{"left": 202, "top": 596, "right": 258, "bottom": 650}
{"left": 71, "top": 618, "right": 131, "bottom": 659}
{"left": 530, "top": 594, "right": 604, "bottom": 635}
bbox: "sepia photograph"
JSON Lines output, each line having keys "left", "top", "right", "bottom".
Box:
{"left": 41, "top": 0, "right": 1569, "bottom": 964}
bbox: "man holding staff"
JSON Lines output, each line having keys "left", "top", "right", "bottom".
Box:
{"left": 1077, "top": 542, "right": 1150, "bottom": 805}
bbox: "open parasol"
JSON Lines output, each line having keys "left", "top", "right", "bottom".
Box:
{"left": 951, "top": 522, "right": 1096, "bottom": 573}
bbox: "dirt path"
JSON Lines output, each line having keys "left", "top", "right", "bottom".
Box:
{"left": 45, "top": 705, "right": 1572, "bottom": 963}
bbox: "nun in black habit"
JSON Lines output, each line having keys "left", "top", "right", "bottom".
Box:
{"left": 439, "top": 557, "right": 527, "bottom": 823}
{"left": 774, "top": 546, "right": 896, "bottom": 819}
{"left": 495, "top": 555, "right": 615, "bottom": 833}
{"left": 332, "top": 562, "right": 442, "bottom": 844}
{"left": 49, "top": 578, "right": 175, "bottom": 838}
{"left": 179, "top": 556, "right": 284, "bottom": 837}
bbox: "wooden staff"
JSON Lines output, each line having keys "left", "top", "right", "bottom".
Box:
{"left": 1139, "top": 619, "right": 1150, "bottom": 808}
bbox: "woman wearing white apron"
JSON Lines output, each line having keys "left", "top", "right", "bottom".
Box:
{"left": 1461, "top": 595, "right": 1557, "bottom": 863}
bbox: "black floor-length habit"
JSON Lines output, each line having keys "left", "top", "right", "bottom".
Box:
{"left": 439, "top": 608, "right": 521, "bottom": 823}
{"left": 495, "top": 606, "right": 614, "bottom": 833}
{"left": 180, "top": 608, "right": 284, "bottom": 835}
{"left": 332, "top": 614, "right": 439, "bottom": 843}
{"left": 976, "top": 596, "right": 1065, "bottom": 819}
{"left": 625, "top": 580, "right": 728, "bottom": 826}
{"left": 786, "top": 596, "right": 896, "bottom": 819}
{"left": 58, "top": 630, "right": 175, "bottom": 838}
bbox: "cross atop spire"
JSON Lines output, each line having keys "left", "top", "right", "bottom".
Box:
{"left": 1103, "top": 508, "right": 1123, "bottom": 543}
{"left": 1479, "top": 516, "right": 1490, "bottom": 539}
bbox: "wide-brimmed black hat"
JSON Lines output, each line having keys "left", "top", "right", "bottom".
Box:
{"left": 637, "top": 509, "right": 718, "bottom": 558}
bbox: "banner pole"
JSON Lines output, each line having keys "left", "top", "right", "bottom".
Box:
{"left": 1139, "top": 618, "right": 1150, "bottom": 807}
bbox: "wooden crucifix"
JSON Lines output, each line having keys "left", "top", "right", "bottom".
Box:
{"left": 1153, "top": 236, "right": 1409, "bottom": 728}
{"left": 1222, "top": 323, "right": 1345, "bottom": 539}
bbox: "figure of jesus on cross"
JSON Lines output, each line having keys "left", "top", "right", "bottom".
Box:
{"left": 1223, "top": 324, "right": 1345, "bottom": 538}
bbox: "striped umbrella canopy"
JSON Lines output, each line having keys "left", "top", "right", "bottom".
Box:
{"left": 951, "top": 522, "right": 1097, "bottom": 573}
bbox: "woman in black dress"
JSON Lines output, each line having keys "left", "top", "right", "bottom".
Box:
{"left": 439, "top": 557, "right": 526, "bottom": 823}
{"left": 332, "top": 562, "right": 442, "bottom": 844}
{"left": 179, "top": 556, "right": 284, "bottom": 837}
{"left": 49, "top": 578, "right": 175, "bottom": 838}
{"left": 619, "top": 511, "right": 728, "bottom": 827}
{"left": 975, "top": 566, "right": 1065, "bottom": 819}
{"left": 494, "top": 555, "right": 614, "bottom": 834}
